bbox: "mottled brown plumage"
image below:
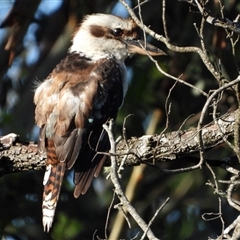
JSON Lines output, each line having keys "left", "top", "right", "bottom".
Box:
{"left": 34, "top": 13, "right": 165, "bottom": 232}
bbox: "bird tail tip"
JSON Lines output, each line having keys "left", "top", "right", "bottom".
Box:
{"left": 43, "top": 215, "right": 53, "bottom": 232}
{"left": 42, "top": 162, "right": 66, "bottom": 232}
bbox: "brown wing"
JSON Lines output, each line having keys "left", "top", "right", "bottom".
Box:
{"left": 34, "top": 53, "right": 125, "bottom": 230}
{"left": 35, "top": 53, "right": 125, "bottom": 171}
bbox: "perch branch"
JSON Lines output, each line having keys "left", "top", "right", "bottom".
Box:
{"left": 0, "top": 111, "right": 237, "bottom": 176}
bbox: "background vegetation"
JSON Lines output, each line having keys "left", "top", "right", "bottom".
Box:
{"left": 1, "top": 0, "right": 240, "bottom": 239}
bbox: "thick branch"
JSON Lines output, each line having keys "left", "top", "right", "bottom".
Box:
{"left": 0, "top": 111, "right": 236, "bottom": 176}
{"left": 117, "top": 111, "right": 235, "bottom": 165}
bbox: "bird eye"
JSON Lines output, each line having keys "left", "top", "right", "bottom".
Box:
{"left": 112, "top": 28, "right": 123, "bottom": 36}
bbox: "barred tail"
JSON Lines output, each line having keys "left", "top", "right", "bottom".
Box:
{"left": 42, "top": 160, "right": 66, "bottom": 232}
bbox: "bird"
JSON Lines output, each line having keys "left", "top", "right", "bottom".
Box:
{"left": 34, "top": 13, "right": 165, "bottom": 232}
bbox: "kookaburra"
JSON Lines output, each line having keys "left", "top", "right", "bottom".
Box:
{"left": 34, "top": 13, "right": 165, "bottom": 232}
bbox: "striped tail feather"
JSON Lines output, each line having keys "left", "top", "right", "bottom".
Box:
{"left": 42, "top": 139, "right": 66, "bottom": 232}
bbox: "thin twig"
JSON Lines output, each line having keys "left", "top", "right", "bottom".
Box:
{"left": 119, "top": 0, "right": 224, "bottom": 81}
{"left": 103, "top": 120, "right": 159, "bottom": 240}
{"left": 105, "top": 191, "right": 116, "bottom": 239}
{"left": 140, "top": 198, "right": 170, "bottom": 240}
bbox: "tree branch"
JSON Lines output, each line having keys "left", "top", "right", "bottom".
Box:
{"left": 193, "top": 0, "right": 240, "bottom": 35}
{"left": 0, "top": 111, "right": 237, "bottom": 176}
{"left": 103, "top": 119, "right": 159, "bottom": 240}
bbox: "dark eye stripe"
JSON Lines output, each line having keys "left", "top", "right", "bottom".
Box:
{"left": 90, "top": 25, "right": 106, "bottom": 38}
{"left": 89, "top": 24, "right": 140, "bottom": 40}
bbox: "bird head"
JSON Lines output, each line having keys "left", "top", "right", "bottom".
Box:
{"left": 69, "top": 13, "right": 165, "bottom": 61}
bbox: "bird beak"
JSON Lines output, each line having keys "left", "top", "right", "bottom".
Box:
{"left": 124, "top": 39, "right": 166, "bottom": 56}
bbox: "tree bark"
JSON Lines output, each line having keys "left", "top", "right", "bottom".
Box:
{"left": 0, "top": 111, "right": 236, "bottom": 176}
